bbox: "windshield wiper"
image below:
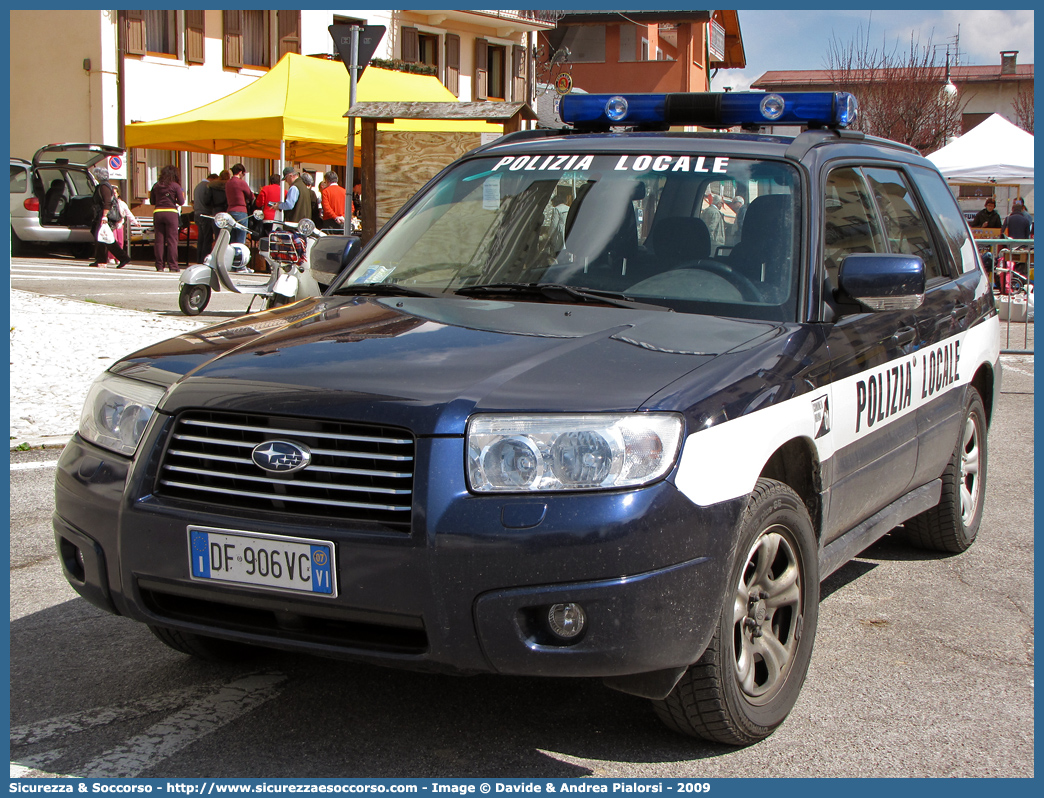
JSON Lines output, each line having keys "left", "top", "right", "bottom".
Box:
{"left": 454, "top": 283, "right": 671, "bottom": 311}
{"left": 332, "top": 282, "right": 440, "bottom": 299}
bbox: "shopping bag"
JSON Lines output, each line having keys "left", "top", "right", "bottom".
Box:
{"left": 96, "top": 224, "right": 115, "bottom": 245}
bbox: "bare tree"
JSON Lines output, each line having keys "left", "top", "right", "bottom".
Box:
{"left": 1012, "top": 87, "right": 1034, "bottom": 134}
{"left": 825, "top": 28, "right": 965, "bottom": 155}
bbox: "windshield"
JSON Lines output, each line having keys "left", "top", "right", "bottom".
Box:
{"left": 337, "top": 152, "right": 802, "bottom": 320}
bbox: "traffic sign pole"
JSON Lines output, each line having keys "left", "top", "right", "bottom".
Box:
{"left": 344, "top": 26, "right": 359, "bottom": 237}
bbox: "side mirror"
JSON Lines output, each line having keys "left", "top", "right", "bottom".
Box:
{"left": 252, "top": 209, "right": 265, "bottom": 220}
{"left": 308, "top": 235, "right": 362, "bottom": 287}
{"left": 837, "top": 253, "right": 925, "bottom": 311}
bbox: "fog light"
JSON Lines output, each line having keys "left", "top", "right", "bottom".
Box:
{"left": 547, "top": 603, "right": 586, "bottom": 639}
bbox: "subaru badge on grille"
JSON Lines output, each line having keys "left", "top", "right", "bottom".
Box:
{"left": 251, "top": 440, "right": 312, "bottom": 474}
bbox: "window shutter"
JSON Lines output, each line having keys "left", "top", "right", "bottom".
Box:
{"left": 401, "top": 26, "right": 420, "bottom": 63}
{"left": 125, "top": 10, "right": 146, "bottom": 57}
{"left": 223, "top": 10, "right": 243, "bottom": 69}
{"left": 131, "top": 149, "right": 149, "bottom": 202}
{"left": 277, "top": 10, "right": 300, "bottom": 59}
{"left": 185, "top": 10, "right": 205, "bottom": 64}
{"left": 189, "top": 152, "right": 211, "bottom": 194}
{"left": 512, "top": 45, "right": 527, "bottom": 103}
{"left": 474, "top": 38, "right": 488, "bottom": 101}
{"left": 444, "top": 34, "right": 460, "bottom": 96}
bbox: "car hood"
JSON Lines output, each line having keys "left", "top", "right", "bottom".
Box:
{"left": 32, "top": 143, "right": 124, "bottom": 169}
{"left": 114, "top": 295, "right": 785, "bottom": 436}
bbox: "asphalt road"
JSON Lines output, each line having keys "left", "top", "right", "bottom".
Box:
{"left": 10, "top": 253, "right": 262, "bottom": 321}
{"left": 8, "top": 357, "right": 1034, "bottom": 779}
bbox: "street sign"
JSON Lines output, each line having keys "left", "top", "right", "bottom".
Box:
{"left": 329, "top": 24, "right": 385, "bottom": 77}
{"left": 107, "top": 154, "right": 127, "bottom": 180}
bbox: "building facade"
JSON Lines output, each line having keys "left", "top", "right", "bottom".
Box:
{"left": 534, "top": 10, "right": 745, "bottom": 97}
{"left": 9, "top": 9, "right": 557, "bottom": 208}
{"left": 751, "top": 50, "right": 1034, "bottom": 134}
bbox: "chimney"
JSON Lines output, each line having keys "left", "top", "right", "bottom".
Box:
{"left": 1001, "top": 51, "right": 1018, "bottom": 75}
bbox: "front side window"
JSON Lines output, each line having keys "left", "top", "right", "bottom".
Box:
{"left": 338, "top": 153, "right": 802, "bottom": 321}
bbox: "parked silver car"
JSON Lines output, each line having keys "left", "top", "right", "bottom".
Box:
{"left": 10, "top": 142, "right": 124, "bottom": 256}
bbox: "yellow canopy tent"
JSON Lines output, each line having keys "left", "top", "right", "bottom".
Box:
{"left": 124, "top": 52, "right": 501, "bottom": 164}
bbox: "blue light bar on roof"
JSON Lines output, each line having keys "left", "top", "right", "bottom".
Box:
{"left": 559, "top": 91, "right": 859, "bottom": 130}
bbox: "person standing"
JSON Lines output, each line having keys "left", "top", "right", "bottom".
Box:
{"left": 700, "top": 193, "right": 726, "bottom": 255}
{"left": 351, "top": 180, "right": 362, "bottom": 226}
{"left": 272, "top": 168, "right": 311, "bottom": 224}
{"left": 106, "top": 187, "right": 137, "bottom": 265}
{"left": 298, "top": 171, "right": 322, "bottom": 226}
{"left": 256, "top": 173, "right": 281, "bottom": 230}
{"left": 320, "top": 170, "right": 347, "bottom": 229}
{"left": 1002, "top": 199, "right": 1033, "bottom": 239}
{"left": 193, "top": 172, "right": 217, "bottom": 258}
{"left": 225, "top": 163, "right": 255, "bottom": 245}
{"left": 970, "top": 198, "right": 1002, "bottom": 229}
{"left": 89, "top": 167, "right": 131, "bottom": 268}
{"left": 149, "top": 165, "right": 186, "bottom": 272}
{"left": 207, "top": 169, "right": 230, "bottom": 220}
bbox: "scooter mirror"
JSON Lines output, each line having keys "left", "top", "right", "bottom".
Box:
{"left": 297, "top": 218, "right": 316, "bottom": 237}
{"left": 214, "top": 212, "right": 235, "bottom": 229}
{"left": 252, "top": 209, "right": 265, "bottom": 220}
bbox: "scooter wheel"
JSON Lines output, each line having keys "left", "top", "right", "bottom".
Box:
{"left": 179, "top": 284, "right": 211, "bottom": 316}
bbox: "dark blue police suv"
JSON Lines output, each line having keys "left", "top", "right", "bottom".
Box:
{"left": 55, "top": 92, "right": 1000, "bottom": 745}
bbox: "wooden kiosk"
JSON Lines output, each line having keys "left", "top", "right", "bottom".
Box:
{"left": 345, "top": 101, "right": 537, "bottom": 242}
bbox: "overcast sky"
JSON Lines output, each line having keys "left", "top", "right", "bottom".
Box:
{"left": 711, "top": 9, "right": 1035, "bottom": 91}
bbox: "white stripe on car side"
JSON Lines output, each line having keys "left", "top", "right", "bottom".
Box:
{"left": 673, "top": 315, "right": 999, "bottom": 507}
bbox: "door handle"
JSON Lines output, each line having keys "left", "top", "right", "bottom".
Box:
{"left": 892, "top": 326, "right": 916, "bottom": 347}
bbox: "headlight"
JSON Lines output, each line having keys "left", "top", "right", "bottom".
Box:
{"left": 79, "top": 373, "right": 166, "bottom": 456}
{"left": 467, "top": 413, "right": 683, "bottom": 493}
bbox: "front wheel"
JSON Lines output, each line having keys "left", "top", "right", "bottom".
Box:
{"left": 904, "top": 388, "right": 988, "bottom": 553}
{"left": 654, "top": 479, "right": 819, "bottom": 745}
{"left": 179, "top": 284, "right": 211, "bottom": 316}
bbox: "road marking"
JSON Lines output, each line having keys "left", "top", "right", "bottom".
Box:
{"left": 11, "top": 672, "right": 286, "bottom": 778}
{"left": 9, "top": 461, "right": 60, "bottom": 471}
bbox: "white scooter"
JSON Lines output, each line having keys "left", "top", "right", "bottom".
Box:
{"left": 178, "top": 211, "right": 322, "bottom": 316}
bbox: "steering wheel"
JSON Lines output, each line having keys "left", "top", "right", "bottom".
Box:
{"left": 675, "top": 259, "right": 762, "bottom": 303}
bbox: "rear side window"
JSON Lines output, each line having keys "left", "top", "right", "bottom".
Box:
{"left": 863, "top": 167, "right": 945, "bottom": 280}
{"left": 10, "top": 165, "right": 27, "bottom": 194}
{"left": 909, "top": 165, "right": 979, "bottom": 274}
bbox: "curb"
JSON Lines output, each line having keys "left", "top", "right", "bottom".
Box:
{"left": 11, "top": 435, "right": 71, "bottom": 451}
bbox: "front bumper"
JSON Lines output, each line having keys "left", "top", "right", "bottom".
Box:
{"left": 54, "top": 430, "right": 744, "bottom": 680}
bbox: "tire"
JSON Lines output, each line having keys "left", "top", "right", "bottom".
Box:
{"left": 653, "top": 479, "right": 819, "bottom": 745}
{"left": 10, "top": 227, "right": 29, "bottom": 257}
{"left": 148, "top": 625, "right": 255, "bottom": 662}
{"left": 904, "top": 388, "right": 987, "bottom": 553}
{"left": 179, "top": 284, "right": 211, "bottom": 316}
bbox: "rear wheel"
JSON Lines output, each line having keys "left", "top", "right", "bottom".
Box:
{"left": 179, "top": 284, "right": 211, "bottom": 316}
{"left": 905, "top": 388, "right": 987, "bottom": 553}
{"left": 654, "top": 479, "right": 818, "bottom": 745}
{"left": 148, "top": 625, "right": 255, "bottom": 662}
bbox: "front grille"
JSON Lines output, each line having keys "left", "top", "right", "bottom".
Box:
{"left": 157, "top": 411, "right": 415, "bottom": 530}
{"left": 139, "top": 582, "right": 428, "bottom": 655}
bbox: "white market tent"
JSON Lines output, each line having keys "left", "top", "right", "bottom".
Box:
{"left": 926, "top": 113, "right": 1034, "bottom": 185}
